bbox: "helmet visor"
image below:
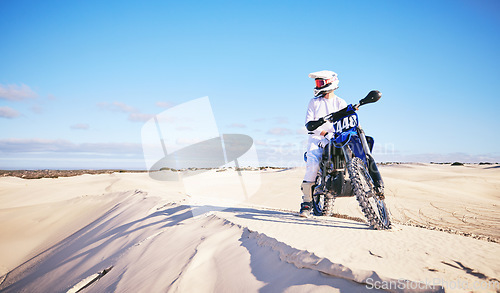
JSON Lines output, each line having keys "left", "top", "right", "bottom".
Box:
{"left": 315, "top": 78, "right": 332, "bottom": 89}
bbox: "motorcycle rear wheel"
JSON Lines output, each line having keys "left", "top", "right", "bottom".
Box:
{"left": 311, "top": 188, "right": 323, "bottom": 216}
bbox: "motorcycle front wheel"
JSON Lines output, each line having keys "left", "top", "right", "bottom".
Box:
{"left": 348, "top": 157, "right": 391, "bottom": 229}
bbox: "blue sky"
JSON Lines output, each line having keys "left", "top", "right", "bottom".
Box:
{"left": 1, "top": 0, "right": 499, "bottom": 169}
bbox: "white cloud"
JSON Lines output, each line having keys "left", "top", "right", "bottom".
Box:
{"left": 175, "top": 137, "right": 204, "bottom": 146}
{"left": 0, "top": 83, "right": 38, "bottom": 101}
{"left": 228, "top": 123, "right": 247, "bottom": 128}
{"left": 254, "top": 140, "right": 268, "bottom": 146}
{"left": 267, "top": 127, "right": 292, "bottom": 136}
{"left": 156, "top": 101, "right": 174, "bottom": 108}
{"left": 274, "top": 117, "right": 289, "bottom": 124}
{"left": 30, "top": 105, "right": 44, "bottom": 114}
{"left": 128, "top": 113, "right": 154, "bottom": 122}
{"left": 0, "top": 106, "right": 21, "bottom": 119}
{"left": 0, "top": 138, "right": 142, "bottom": 154}
{"left": 98, "top": 101, "right": 137, "bottom": 113}
{"left": 70, "top": 123, "right": 90, "bottom": 130}
{"left": 296, "top": 127, "right": 308, "bottom": 135}
{"left": 98, "top": 101, "right": 155, "bottom": 123}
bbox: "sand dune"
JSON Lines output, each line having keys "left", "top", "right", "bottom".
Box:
{"left": 0, "top": 165, "right": 499, "bottom": 292}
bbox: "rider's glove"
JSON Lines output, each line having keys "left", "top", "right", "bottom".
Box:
{"left": 318, "top": 132, "right": 334, "bottom": 148}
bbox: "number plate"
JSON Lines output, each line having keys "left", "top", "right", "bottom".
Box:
{"left": 333, "top": 113, "right": 358, "bottom": 133}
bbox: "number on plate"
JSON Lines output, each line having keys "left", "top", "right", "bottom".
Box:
{"left": 333, "top": 114, "right": 358, "bottom": 133}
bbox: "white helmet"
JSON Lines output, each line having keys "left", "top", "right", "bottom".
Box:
{"left": 308, "top": 70, "right": 339, "bottom": 97}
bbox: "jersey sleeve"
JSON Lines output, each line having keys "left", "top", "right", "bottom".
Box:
{"left": 305, "top": 99, "right": 315, "bottom": 124}
{"left": 304, "top": 99, "right": 323, "bottom": 136}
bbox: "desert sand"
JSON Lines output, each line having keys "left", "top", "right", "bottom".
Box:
{"left": 0, "top": 164, "right": 499, "bottom": 292}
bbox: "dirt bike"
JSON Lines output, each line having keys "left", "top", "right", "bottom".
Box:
{"left": 305, "top": 90, "right": 391, "bottom": 230}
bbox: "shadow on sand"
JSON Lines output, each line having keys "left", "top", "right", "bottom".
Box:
{"left": 1, "top": 194, "right": 373, "bottom": 293}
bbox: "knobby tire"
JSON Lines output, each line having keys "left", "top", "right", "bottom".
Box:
{"left": 348, "top": 157, "right": 391, "bottom": 229}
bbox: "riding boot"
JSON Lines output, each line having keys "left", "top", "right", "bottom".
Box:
{"left": 300, "top": 181, "right": 314, "bottom": 217}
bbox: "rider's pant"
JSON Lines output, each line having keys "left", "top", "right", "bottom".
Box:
{"left": 303, "top": 137, "right": 323, "bottom": 182}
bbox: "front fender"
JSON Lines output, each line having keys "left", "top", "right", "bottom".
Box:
{"left": 333, "top": 129, "right": 357, "bottom": 147}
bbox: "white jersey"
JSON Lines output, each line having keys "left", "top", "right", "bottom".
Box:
{"left": 305, "top": 95, "right": 347, "bottom": 139}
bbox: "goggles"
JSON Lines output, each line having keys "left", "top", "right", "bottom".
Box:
{"left": 315, "top": 78, "right": 333, "bottom": 89}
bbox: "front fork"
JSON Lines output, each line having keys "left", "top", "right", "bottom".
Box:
{"left": 341, "top": 127, "right": 385, "bottom": 197}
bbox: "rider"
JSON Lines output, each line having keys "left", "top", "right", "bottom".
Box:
{"left": 300, "top": 70, "right": 347, "bottom": 217}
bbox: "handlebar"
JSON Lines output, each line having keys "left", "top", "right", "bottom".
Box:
{"left": 305, "top": 90, "right": 381, "bottom": 132}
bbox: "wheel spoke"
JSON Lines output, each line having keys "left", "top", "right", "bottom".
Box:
{"left": 348, "top": 157, "right": 391, "bottom": 229}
